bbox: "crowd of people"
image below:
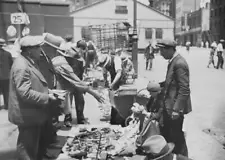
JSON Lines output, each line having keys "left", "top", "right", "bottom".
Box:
{"left": 0, "top": 25, "right": 196, "bottom": 160}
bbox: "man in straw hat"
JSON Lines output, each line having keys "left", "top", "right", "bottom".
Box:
{"left": 65, "top": 40, "right": 88, "bottom": 124}
{"left": 49, "top": 37, "right": 105, "bottom": 127}
{"left": 8, "top": 35, "right": 60, "bottom": 160}
{"left": 156, "top": 39, "right": 192, "bottom": 157}
{"left": 0, "top": 38, "right": 13, "bottom": 109}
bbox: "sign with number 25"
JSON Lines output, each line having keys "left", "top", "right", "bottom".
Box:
{"left": 11, "top": 13, "right": 30, "bottom": 25}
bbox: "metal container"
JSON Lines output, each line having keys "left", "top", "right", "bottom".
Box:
{"left": 109, "top": 85, "right": 137, "bottom": 120}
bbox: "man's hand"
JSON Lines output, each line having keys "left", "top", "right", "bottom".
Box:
{"left": 92, "top": 92, "right": 105, "bottom": 103}
{"left": 48, "top": 93, "right": 57, "bottom": 101}
{"left": 171, "top": 111, "right": 180, "bottom": 120}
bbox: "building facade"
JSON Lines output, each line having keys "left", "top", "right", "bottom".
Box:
{"left": 70, "top": 0, "right": 174, "bottom": 49}
{"left": 175, "top": 0, "right": 203, "bottom": 45}
{"left": 153, "top": 0, "right": 175, "bottom": 18}
{"left": 0, "top": 0, "right": 73, "bottom": 40}
{"left": 210, "top": 0, "right": 225, "bottom": 42}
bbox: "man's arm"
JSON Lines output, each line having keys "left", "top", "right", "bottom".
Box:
{"left": 173, "top": 62, "right": 190, "bottom": 113}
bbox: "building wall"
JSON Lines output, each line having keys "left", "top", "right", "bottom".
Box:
{"left": 210, "top": 0, "right": 225, "bottom": 42}
{"left": 71, "top": 0, "right": 174, "bottom": 49}
{"left": 0, "top": 1, "right": 73, "bottom": 39}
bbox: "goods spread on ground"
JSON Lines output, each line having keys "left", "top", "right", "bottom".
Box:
{"left": 60, "top": 122, "right": 140, "bottom": 160}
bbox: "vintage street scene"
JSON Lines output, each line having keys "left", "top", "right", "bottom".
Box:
{"left": 0, "top": 0, "right": 225, "bottom": 160}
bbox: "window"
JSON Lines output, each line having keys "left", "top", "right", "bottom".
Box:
{"left": 145, "top": 28, "right": 152, "bottom": 39}
{"left": 156, "top": 28, "right": 163, "bottom": 39}
{"left": 115, "top": 5, "right": 128, "bottom": 14}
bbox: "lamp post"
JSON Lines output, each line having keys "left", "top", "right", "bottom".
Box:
{"left": 132, "top": 0, "right": 138, "bottom": 75}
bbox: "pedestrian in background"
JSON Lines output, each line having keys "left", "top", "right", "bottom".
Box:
{"left": 157, "top": 39, "right": 192, "bottom": 157}
{"left": 0, "top": 38, "right": 13, "bottom": 109}
{"left": 207, "top": 42, "right": 217, "bottom": 68}
{"left": 8, "top": 36, "right": 59, "bottom": 160}
{"left": 144, "top": 42, "right": 155, "bottom": 70}
{"left": 216, "top": 39, "right": 224, "bottom": 69}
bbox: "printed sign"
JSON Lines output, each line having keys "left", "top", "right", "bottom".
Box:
{"left": 11, "top": 13, "right": 30, "bottom": 24}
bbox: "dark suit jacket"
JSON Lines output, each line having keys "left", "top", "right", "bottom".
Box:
{"left": 8, "top": 55, "right": 49, "bottom": 126}
{"left": 0, "top": 48, "right": 13, "bottom": 80}
{"left": 163, "top": 54, "right": 192, "bottom": 115}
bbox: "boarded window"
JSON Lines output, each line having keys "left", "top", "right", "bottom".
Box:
{"left": 145, "top": 28, "right": 152, "bottom": 39}
{"left": 156, "top": 28, "right": 163, "bottom": 39}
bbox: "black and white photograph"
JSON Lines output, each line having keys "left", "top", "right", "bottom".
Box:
{"left": 0, "top": 0, "right": 224, "bottom": 160}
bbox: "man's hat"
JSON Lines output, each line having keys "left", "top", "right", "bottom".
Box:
{"left": 8, "top": 38, "right": 17, "bottom": 43}
{"left": 20, "top": 35, "right": 44, "bottom": 47}
{"left": 219, "top": 39, "right": 225, "bottom": 42}
{"left": 0, "top": 38, "right": 6, "bottom": 46}
{"left": 77, "top": 40, "right": 87, "bottom": 50}
{"left": 142, "top": 135, "right": 174, "bottom": 160}
{"left": 58, "top": 42, "right": 79, "bottom": 58}
{"left": 120, "top": 50, "right": 132, "bottom": 60}
{"left": 96, "top": 54, "right": 110, "bottom": 67}
{"left": 147, "top": 82, "right": 161, "bottom": 92}
{"left": 156, "top": 39, "right": 177, "bottom": 48}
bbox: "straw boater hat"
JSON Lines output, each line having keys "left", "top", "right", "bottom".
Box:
{"left": 97, "top": 53, "right": 110, "bottom": 67}
{"left": 141, "top": 135, "right": 175, "bottom": 160}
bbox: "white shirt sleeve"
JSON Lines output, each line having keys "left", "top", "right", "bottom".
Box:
{"left": 114, "top": 56, "right": 122, "bottom": 72}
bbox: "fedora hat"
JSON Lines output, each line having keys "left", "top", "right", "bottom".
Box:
{"left": 142, "top": 135, "right": 174, "bottom": 160}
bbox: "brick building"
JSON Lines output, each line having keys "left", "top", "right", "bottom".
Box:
{"left": 0, "top": 0, "right": 73, "bottom": 40}
{"left": 210, "top": 0, "right": 225, "bottom": 42}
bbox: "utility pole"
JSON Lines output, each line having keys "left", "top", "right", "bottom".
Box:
{"left": 16, "top": 0, "right": 23, "bottom": 39}
{"left": 132, "top": 0, "right": 138, "bottom": 75}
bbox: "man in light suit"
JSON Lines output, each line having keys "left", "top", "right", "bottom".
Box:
{"left": 8, "top": 36, "right": 58, "bottom": 160}
{"left": 157, "top": 39, "right": 192, "bottom": 157}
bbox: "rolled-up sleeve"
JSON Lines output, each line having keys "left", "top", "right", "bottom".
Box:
{"left": 13, "top": 66, "right": 49, "bottom": 106}
{"left": 114, "top": 56, "right": 122, "bottom": 72}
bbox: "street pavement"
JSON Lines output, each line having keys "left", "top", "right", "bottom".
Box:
{"left": 1, "top": 47, "right": 225, "bottom": 159}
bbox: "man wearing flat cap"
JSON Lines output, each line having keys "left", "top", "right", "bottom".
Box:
{"left": 8, "top": 36, "right": 59, "bottom": 160}
{"left": 0, "top": 38, "right": 13, "bottom": 109}
{"left": 156, "top": 39, "right": 192, "bottom": 157}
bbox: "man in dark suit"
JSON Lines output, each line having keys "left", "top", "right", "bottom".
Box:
{"left": 157, "top": 39, "right": 192, "bottom": 157}
{"left": 8, "top": 36, "right": 58, "bottom": 160}
{"left": 0, "top": 38, "right": 13, "bottom": 109}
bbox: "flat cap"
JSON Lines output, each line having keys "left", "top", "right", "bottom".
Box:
{"left": 20, "top": 35, "right": 44, "bottom": 47}
{"left": 156, "top": 39, "right": 177, "bottom": 48}
{"left": 0, "top": 38, "right": 6, "bottom": 45}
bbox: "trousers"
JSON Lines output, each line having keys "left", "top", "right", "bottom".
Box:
{"left": 161, "top": 110, "right": 188, "bottom": 157}
{"left": 0, "top": 79, "right": 9, "bottom": 109}
{"left": 17, "top": 123, "right": 48, "bottom": 160}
